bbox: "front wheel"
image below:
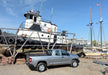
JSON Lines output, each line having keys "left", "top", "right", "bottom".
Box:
{"left": 7, "top": 37, "right": 15, "bottom": 44}
{"left": 36, "top": 63, "right": 47, "bottom": 72}
{"left": 71, "top": 60, "right": 79, "bottom": 68}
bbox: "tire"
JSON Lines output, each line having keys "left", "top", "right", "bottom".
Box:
{"left": 80, "top": 53, "right": 86, "bottom": 58}
{"left": 0, "top": 36, "right": 3, "bottom": 43}
{"left": 71, "top": 60, "right": 79, "bottom": 68}
{"left": 17, "top": 38, "right": 25, "bottom": 44}
{"left": 7, "top": 37, "right": 15, "bottom": 44}
{"left": 31, "top": 46, "right": 37, "bottom": 49}
{"left": 36, "top": 62, "right": 47, "bottom": 72}
{"left": 2, "top": 39, "right": 6, "bottom": 44}
{"left": 77, "top": 52, "right": 86, "bottom": 58}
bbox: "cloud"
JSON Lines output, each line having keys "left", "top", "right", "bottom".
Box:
{"left": 1, "top": 0, "right": 17, "bottom": 16}
{"left": 24, "top": 0, "right": 40, "bottom": 5}
{"left": 0, "top": 0, "right": 47, "bottom": 16}
{"left": 2, "top": 0, "right": 8, "bottom": 7}
{"left": 6, "top": 8, "right": 17, "bottom": 16}
{"left": 22, "top": 0, "right": 47, "bottom": 10}
{"left": 22, "top": 0, "right": 47, "bottom": 6}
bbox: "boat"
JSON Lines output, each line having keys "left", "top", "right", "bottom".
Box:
{"left": 0, "top": 10, "right": 74, "bottom": 49}
{"left": 83, "top": 7, "right": 108, "bottom": 56}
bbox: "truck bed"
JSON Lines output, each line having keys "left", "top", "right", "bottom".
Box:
{"left": 28, "top": 54, "right": 50, "bottom": 56}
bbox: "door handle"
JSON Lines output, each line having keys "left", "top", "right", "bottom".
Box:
{"left": 62, "top": 57, "right": 64, "bottom": 58}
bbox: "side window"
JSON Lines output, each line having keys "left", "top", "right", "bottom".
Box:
{"left": 61, "top": 50, "right": 69, "bottom": 56}
{"left": 0, "top": 29, "right": 2, "bottom": 35}
{"left": 54, "top": 27, "right": 56, "bottom": 32}
{"left": 26, "top": 15, "right": 29, "bottom": 19}
{"left": 46, "top": 50, "right": 52, "bottom": 56}
{"left": 34, "top": 17, "right": 36, "bottom": 22}
{"left": 30, "top": 15, "right": 33, "bottom": 19}
{"left": 44, "top": 24, "right": 46, "bottom": 26}
{"left": 55, "top": 51, "right": 60, "bottom": 56}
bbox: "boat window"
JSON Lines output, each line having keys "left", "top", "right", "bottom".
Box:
{"left": 41, "top": 34, "right": 44, "bottom": 36}
{"left": 0, "top": 29, "right": 2, "bottom": 35}
{"left": 34, "top": 17, "right": 36, "bottom": 22}
{"left": 44, "top": 24, "right": 46, "bottom": 26}
{"left": 30, "top": 15, "right": 33, "bottom": 19}
{"left": 54, "top": 27, "right": 56, "bottom": 32}
{"left": 26, "top": 15, "right": 29, "bottom": 19}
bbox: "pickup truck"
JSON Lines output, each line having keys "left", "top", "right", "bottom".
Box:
{"left": 26, "top": 49, "right": 80, "bottom": 72}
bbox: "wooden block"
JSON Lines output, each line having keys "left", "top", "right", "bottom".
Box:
{"left": 0, "top": 56, "right": 2, "bottom": 63}
{"left": 105, "top": 73, "right": 108, "bottom": 75}
{"left": 16, "top": 58, "right": 25, "bottom": 64}
{"left": 1, "top": 57, "right": 8, "bottom": 64}
{"left": 105, "top": 68, "right": 108, "bottom": 75}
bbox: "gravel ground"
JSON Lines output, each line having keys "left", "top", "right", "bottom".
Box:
{"left": 0, "top": 58, "right": 107, "bottom": 75}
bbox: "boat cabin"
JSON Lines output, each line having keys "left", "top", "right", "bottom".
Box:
{"left": 24, "top": 10, "right": 57, "bottom": 33}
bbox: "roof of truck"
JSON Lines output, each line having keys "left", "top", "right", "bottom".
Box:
{"left": 49, "top": 49, "right": 59, "bottom": 50}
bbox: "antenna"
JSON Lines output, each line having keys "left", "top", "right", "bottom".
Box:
{"left": 49, "top": 8, "right": 53, "bottom": 23}
{"left": 90, "top": 8, "right": 92, "bottom": 23}
{"left": 100, "top": 6, "right": 101, "bottom": 18}
{"left": 38, "top": 0, "right": 43, "bottom": 13}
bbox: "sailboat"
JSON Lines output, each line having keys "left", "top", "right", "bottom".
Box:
{"left": 83, "top": 6, "right": 108, "bottom": 56}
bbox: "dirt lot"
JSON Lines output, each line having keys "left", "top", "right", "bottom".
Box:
{"left": 0, "top": 58, "right": 108, "bottom": 75}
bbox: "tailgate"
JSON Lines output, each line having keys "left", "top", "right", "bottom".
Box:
{"left": 26, "top": 54, "right": 30, "bottom": 63}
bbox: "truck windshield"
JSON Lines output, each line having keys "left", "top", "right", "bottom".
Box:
{"left": 46, "top": 50, "right": 52, "bottom": 56}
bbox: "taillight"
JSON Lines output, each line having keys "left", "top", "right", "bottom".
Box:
{"left": 29, "top": 58, "right": 32, "bottom": 63}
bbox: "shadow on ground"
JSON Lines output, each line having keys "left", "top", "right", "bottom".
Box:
{"left": 27, "top": 64, "right": 71, "bottom": 71}
{"left": 47, "top": 65, "right": 70, "bottom": 69}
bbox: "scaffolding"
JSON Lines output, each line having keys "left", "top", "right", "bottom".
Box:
{"left": 0, "top": 27, "right": 75, "bottom": 59}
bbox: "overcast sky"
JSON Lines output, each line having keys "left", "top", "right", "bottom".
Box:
{"left": 0, "top": 0, "right": 108, "bottom": 41}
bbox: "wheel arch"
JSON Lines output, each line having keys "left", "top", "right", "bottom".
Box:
{"left": 72, "top": 58, "right": 80, "bottom": 63}
{"left": 37, "top": 61, "right": 47, "bottom": 66}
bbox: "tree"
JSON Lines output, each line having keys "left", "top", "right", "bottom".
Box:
{"left": 93, "top": 40, "right": 98, "bottom": 46}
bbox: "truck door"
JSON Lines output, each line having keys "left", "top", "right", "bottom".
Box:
{"left": 51, "top": 50, "right": 63, "bottom": 65}
{"left": 47, "top": 50, "right": 63, "bottom": 66}
{"left": 61, "top": 50, "right": 71, "bottom": 64}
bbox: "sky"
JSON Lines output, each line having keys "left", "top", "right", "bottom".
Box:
{"left": 0, "top": 0, "right": 108, "bottom": 41}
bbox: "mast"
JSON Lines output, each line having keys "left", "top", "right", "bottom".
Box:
{"left": 90, "top": 8, "right": 93, "bottom": 50}
{"left": 100, "top": 6, "right": 103, "bottom": 48}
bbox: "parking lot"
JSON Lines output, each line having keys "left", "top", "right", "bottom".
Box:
{"left": 0, "top": 58, "right": 107, "bottom": 75}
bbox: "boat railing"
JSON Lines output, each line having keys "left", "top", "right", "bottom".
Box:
{"left": 19, "top": 21, "right": 25, "bottom": 28}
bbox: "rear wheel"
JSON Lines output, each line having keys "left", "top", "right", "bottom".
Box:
{"left": 71, "top": 60, "right": 79, "bottom": 68}
{"left": 36, "top": 62, "right": 47, "bottom": 72}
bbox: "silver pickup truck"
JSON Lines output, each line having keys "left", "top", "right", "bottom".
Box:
{"left": 26, "top": 49, "right": 80, "bottom": 72}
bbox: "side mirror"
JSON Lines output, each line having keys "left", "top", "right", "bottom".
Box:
{"left": 67, "top": 53, "right": 70, "bottom": 56}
